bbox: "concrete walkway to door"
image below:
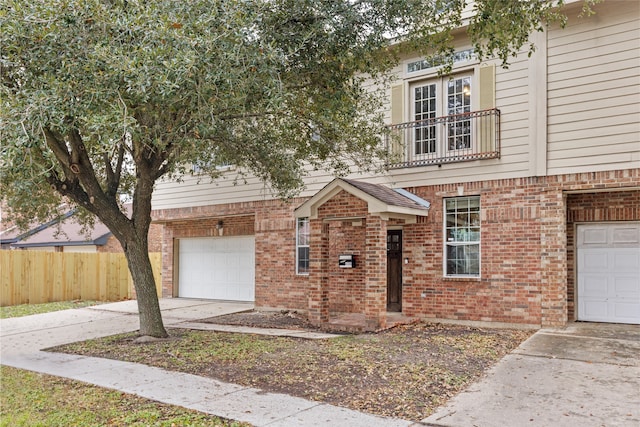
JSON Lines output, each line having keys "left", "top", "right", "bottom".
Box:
{"left": 423, "top": 322, "right": 640, "bottom": 427}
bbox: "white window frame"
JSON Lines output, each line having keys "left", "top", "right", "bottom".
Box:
{"left": 409, "top": 72, "right": 475, "bottom": 162}
{"left": 296, "top": 217, "right": 310, "bottom": 275}
{"left": 443, "top": 196, "right": 481, "bottom": 277}
{"left": 192, "top": 162, "right": 235, "bottom": 174}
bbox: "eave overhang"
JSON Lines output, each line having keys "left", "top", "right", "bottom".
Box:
{"left": 295, "top": 178, "right": 430, "bottom": 224}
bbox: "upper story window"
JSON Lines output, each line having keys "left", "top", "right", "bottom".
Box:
{"left": 407, "top": 48, "right": 475, "bottom": 74}
{"left": 386, "top": 64, "right": 500, "bottom": 168}
{"left": 412, "top": 74, "right": 473, "bottom": 158}
{"left": 296, "top": 217, "right": 310, "bottom": 275}
{"left": 192, "top": 161, "right": 234, "bottom": 174}
{"left": 444, "top": 196, "right": 480, "bottom": 277}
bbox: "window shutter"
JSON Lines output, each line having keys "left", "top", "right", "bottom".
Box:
{"left": 479, "top": 64, "right": 495, "bottom": 109}
{"left": 389, "top": 84, "right": 405, "bottom": 162}
{"left": 478, "top": 64, "right": 496, "bottom": 153}
{"left": 391, "top": 84, "right": 405, "bottom": 124}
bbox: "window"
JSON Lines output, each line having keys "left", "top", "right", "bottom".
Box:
{"left": 444, "top": 196, "right": 480, "bottom": 276}
{"left": 387, "top": 64, "right": 499, "bottom": 168}
{"left": 411, "top": 74, "right": 473, "bottom": 160}
{"left": 407, "top": 49, "right": 475, "bottom": 73}
{"left": 192, "top": 161, "right": 234, "bottom": 174}
{"left": 296, "top": 217, "right": 310, "bottom": 274}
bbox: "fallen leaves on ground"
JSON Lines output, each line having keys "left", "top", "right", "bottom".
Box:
{"left": 51, "top": 318, "right": 533, "bottom": 421}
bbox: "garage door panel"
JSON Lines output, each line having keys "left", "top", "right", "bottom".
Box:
{"left": 614, "top": 276, "right": 639, "bottom": 296}
{"left": 612, "top": 227, "right": 639, "bottom": 245}
{"left": 178, "top": 236, "right": 255, "bottom": 301}
{"left": 577, "top": 223, "right": 640, "bottom": 325}
{"left": 582, "top": 276, "right": 609, "bottom": 297}
{"left": 613, "top": 251, "right": 639, "bottom": 271}
{"left": 613, "top": 302, "right": 640, "bottom": 321}
{"left": 581, "top": 251, "right": 609, "bottom": 270}
{"left": 580, "top": 228, "right": 607, "bottom": 245}
{"left": 581, "top": 300, "right": 609, "bottom": 319}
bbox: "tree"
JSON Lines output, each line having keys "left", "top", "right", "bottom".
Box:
{"left": 0, "top": 0, "right": 595, "bottom": 337}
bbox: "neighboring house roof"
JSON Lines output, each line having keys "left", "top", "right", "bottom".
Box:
{"left": 0, "top": 211, "right": 75, "bottom": 246}
{"left": 295, "top": 178, "right": 430, "bottom": 223}
{"left": 9, "top": 210, "right": 112, "bottom": 249}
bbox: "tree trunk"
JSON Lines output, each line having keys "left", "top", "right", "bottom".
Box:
{"left": 124, "top": 239, "right": 168, "bottom": 338}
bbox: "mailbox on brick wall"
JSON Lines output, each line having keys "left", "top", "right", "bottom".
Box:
{"left": 339, "top": 254, "right": 355, "bottom": 268}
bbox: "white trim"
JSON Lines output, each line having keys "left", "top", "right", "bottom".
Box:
{"left": 528, "top": 29, "right": 548, "bottom": 177}
{"left": 294, "top": 179, "right": 430, "bottom": 221}
{"left": 296, "top": 217, "right": 310, "bottom": 275}
{"left": 443, "top": 196, "right": 481, "bottom": 278}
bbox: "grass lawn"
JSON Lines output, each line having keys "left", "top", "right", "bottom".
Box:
{"left": 0, "top": 366, "right": 248, "bottom": 427}
{"left": 0, "top": 300, "right": 104, "bottom": 319}
{"left": 0, "top": 300, "right": 245, "bottom": 426}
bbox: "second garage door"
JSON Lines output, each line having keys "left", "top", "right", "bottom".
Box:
{"left": 577, "top": 223, "right": 640, "bottom": 324}
{"left": 178, "top": 236, "right": 255, "bottom": 301}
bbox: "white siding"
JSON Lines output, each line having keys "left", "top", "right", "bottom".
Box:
{"left": 153, "top": 50, "right": 537, "bottom": 210}
{"left": 547, "top": 1, "right": 640, "bottom": 175}
{"left": 152, "top": 2, "right": 639, "bottom": 211}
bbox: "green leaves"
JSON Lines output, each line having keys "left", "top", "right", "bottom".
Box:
{"left": 1, "top": 0, "right": 594, "bottom": 218}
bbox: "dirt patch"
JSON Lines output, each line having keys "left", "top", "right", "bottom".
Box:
{"left": 201, "top": 310, "right": 320, "bottom": 331}
{"left": 51, "top": 314, "right": 534, "bottom": 421}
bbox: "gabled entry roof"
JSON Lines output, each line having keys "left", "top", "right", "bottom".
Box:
{"left": 295, "top": 178, "right": 430, "bottom": 224}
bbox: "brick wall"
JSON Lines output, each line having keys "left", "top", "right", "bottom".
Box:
{"left": 566, "top": 190, "right": 640, "bottom": 320}
{"left": 153, "top": 168, "right": 640, "bottom": 327}
{"left": 157, "top": 198, "right": 311, "bottom": 304}
{"left": 97, "top": 223, "right": 164, "bottom": 253}
{"left": 327, "top": 220, "right": 366, "bottom": 313}
{"left": 317, "top": 191, "right": 369, "bottom": 314}
{"left": 401, "top": 181, "right": 544, "bottom": 326}
{"left": 254, "top": 201, "right": 310, "bottom": 311}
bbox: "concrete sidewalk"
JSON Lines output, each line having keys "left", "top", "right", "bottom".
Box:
{"left": 423, "top": 322, "right": 640, "bottom": 427}
{"left": 2, "top": 300, "right": 638, "bottom": 426}
{"left": 0, "top": 299, "right": 413, "bottom": 427}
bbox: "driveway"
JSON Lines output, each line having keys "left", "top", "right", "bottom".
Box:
{"left": 424, "top": 322, "right": 640, "bottom": 427}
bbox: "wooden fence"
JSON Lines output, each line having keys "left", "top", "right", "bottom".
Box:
{"left": 0, "top": 251, "right": 162, "bottom": 306}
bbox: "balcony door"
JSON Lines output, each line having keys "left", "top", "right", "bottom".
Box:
{"left": 411, "top": 74, "right": 473, "bottom": 161}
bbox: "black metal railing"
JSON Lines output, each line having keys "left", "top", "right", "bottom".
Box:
{"left": 385, "top": 108, "right": 500, "bottom": 168}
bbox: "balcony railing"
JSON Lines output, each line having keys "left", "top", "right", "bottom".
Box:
{"left": 385, "top": 108, "right": 501, "bottom": 168}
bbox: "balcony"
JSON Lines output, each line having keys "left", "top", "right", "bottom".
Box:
{"left": 385, "top": 108, "right": 501, "bottom": 168}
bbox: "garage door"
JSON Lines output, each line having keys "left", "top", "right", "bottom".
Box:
{"left": 577, "top": 223, "right": 640, "bottom": 324}
{"left": 178, "top": 236, "right": 255, "bottom": 301}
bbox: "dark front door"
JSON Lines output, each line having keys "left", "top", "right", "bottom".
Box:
{"left": 387, "top": 230, "right": 402, "bottom": 312}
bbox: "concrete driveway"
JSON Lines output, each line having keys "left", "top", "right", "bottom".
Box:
{"left": 424, "top": 322, "right": 640, "bottom": 427}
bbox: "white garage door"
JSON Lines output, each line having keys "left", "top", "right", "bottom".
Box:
{"left": 577, "top": 223, "right": 640, "bottom": 324}
{"left": 178, "top": 236, "right": 255, "bottom": 301}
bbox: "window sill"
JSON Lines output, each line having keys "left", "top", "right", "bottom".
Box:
{"left": 442, "top": 276, "right": 481, "bottom": 282}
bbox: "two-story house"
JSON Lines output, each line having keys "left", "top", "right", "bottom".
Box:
{"left": 151, "top": 0, "right": 640, "bottom": 330}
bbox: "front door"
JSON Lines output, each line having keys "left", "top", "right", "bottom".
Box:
{"left": 387, "top": 230, "right": 402, "bottom": 312}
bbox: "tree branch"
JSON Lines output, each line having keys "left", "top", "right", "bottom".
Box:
{"left": 43, "top": 127, "right": 74, "bottom": 179}
{"left": 104, "top": 138, "right": 126, "bottom": 198}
